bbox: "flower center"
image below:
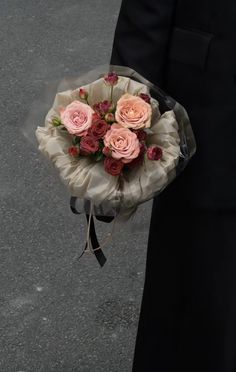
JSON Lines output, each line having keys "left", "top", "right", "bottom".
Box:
{"left": 73, "top": 111, "right": 87, "bottom": 124}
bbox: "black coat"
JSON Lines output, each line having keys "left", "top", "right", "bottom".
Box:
{"left": 110, "top": 1, "right": 236, "bottom": 371}
{"left": 111, "top": 0, "right": 236, "bottom": 210}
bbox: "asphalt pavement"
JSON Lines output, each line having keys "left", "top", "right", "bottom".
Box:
{"left": 0, "top": 1, "right": 152, "bottom": 371}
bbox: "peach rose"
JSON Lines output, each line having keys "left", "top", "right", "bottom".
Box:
{"left": 115, "top": 93, "right": 152, "bottom": 130}
{"left": 61, "top": 100, "right": 94, "bottom": 137}
{"left": 104, "top": 123, "right": 140, "bottom": 164}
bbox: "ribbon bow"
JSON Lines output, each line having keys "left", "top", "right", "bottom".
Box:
{"left": 70, "top": 196, "right": 114, "bottom": 267}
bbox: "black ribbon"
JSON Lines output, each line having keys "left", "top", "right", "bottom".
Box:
{"left": 70, "top": 197, "right": 114, "bottom": 267}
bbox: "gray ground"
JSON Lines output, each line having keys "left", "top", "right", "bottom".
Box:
{"left": 0, "top": 1, "right": 152, "bottom": 371}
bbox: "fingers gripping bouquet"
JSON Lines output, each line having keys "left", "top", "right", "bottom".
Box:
{"left": 35, "top": 65, "right": 196, "bottom": 267}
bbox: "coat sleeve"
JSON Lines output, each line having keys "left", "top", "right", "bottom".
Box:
{"left": 110, "top": 0, "right": 177, "bottom": 87}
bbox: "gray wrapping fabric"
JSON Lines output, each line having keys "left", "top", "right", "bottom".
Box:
{"left": 35, "top": 76, "right": 180, "bottom": 211}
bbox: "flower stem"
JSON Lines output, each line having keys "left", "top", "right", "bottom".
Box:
{"left": 110, "top": 86, "right": 113, "bottom": 102}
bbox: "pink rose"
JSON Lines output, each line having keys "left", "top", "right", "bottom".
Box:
{"left": 80, "top": 135, "right": 99, "bottom": 155}
{"left": 88, "top": 119, "right": 110, "bottom": 139}
{"left": 61, "top": 100, "right": 94, "bottom": 137}
{"left": 147, "top": 145, "right": 163, "bottom": 161}
{"left": 104, "top": 157, "right": 124, "bottom": 176}
{"left": 104, "top": 123, "right": 140, "bottom": 164}
{"left": 115, "top": 93, "right": 152, "bottom": 130}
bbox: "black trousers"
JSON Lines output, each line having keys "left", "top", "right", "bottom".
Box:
{"left": 132, "top": 197, "right": 236, "bottom": 372}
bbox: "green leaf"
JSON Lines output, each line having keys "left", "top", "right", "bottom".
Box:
{"left": 99, "top": 141, "right": 104, "bottom": 150}
{"left": 93, "top": 152, "right": 104, "bottom": 162}
{"left": 72, "top": 136, "right": 80, "bottom": 145}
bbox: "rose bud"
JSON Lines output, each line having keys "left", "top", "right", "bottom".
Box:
{"left": 51, "top": 117, "right": 62, "bottom": 127}
{"left": 104, "top": 157, "right": 124, "bottom": 176}
{"left": 105, "top": 112, "right": 115, "bottom": 124}
{"left": 80, "top": 135, "right": 100, "bottom": 155}
{"left": 88, "top": 120, "right": 110, "bottom": 139}
{"left": 78, "top": 88, "right": 89, "bottom": 101}
{"left": 104, "top": 72, "right": 119, "bottom": 86}
{"left": 139, "top": 93, "right": 151, "bottom": 104}
{"left": 102, "top": 146, "right": 112, "bottom": 157}
{"left": 68, "top": 146, "right": 80, "bottom": 157}
{"left": 147, "top": 145, "right": 163, "bottom": 161}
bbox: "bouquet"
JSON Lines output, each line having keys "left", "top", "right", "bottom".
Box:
{"left": 35, "top": 65, "right": 196, "bottom": 266}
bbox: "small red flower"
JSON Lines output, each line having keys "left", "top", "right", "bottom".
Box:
{"left": 104, "top": 72, "right": 119, "bottom": 86}
{"left": 92, "top": 112, "right": 102, "bottom": 123}
{"left": 101, "top": 100, "right": 111, "bottom": 112}
{"left": 104, "top": 157, "right": 124, "bottom": 176}
{"left": 88, "top": 120, "right": 110, "bottom": 139}
{"left": 139, "top": 93, "right": 151, "bottom": 104}
{"left": 93, "top": 100, "right": 113, "bottom": 117}
{"left": 147, "top": 145, "right": 163, "bottom": 161}
{"left": 80, "top": 135, "right": 100, "bottom": 155}
{"left": 68, "top": 146, "right": 80, "bottom": 157}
